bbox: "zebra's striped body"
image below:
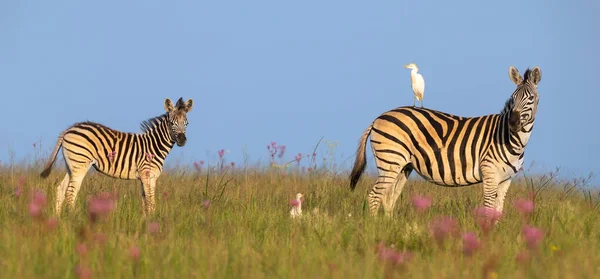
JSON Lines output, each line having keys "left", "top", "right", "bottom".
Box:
{"left": 40, "top": 97, "right": 193, "bottom": 215}
{"left": 349, "top": 66, "right": 541, "bottom": 217}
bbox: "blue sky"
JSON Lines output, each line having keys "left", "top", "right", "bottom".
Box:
{"left": 1, "top": 1, "right": 598, "bottom": 184}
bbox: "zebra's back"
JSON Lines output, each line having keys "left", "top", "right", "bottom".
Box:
{"left": 370, "top": 106, "right": 500, "bottom": 186}
{"left": 62, "top": 121, "right": 141, "bottom": 179}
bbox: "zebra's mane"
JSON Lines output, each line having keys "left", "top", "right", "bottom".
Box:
{"left": 500, "top": 97, "right": 514, "bottom": 116}
{"left": 140, "top": 113, "right": 169, "bottom": 133}
{"left": 522, "top": 68, "right": 533, "bottom": 83}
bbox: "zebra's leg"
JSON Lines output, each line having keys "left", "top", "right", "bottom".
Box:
{"left": 64, "top": 163, "right": 91, "bottom": 212}
{"left": 494, "top": 179, "right": 512, "bottom": 213}
{"left": 383, "top": 166, "right": 413, "bottom": 217}
{"left": 480, "top": 165, "right": 503, "bottom": 227}
{"left": 139, "top": 173, "right": 157, "bottom": 215}
{"left": 367, "top": 168, "right": 400, "bottom": 216}
{"left": 55, "top": 173, "right": 70, "bottom": 216}
{"left": 480, "top": 164, "right": 498, "bottom": 210}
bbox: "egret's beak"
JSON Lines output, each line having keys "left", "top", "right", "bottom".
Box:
{"left": 403, "top": 64, "right": 410, "bottom": 68}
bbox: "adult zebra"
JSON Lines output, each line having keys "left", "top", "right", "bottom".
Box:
{"left": 40, "top": 97, "right": 193, "bottom": 215}
{"left": 349, "top": 66, "right": 541, "bottom": 217}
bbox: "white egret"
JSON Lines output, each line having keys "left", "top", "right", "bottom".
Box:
{"left": 290, "top": 193, "right": 304, "bottom": 218}
{"left": 404, "top": 63, "right": 425, "bottom": 108}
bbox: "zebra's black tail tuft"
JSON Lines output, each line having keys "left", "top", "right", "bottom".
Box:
{"left": 40, "top": 132, "right": 65, "bottom": 178}
{"left": 349, "top": 124, "right": 373, "bottom": 190}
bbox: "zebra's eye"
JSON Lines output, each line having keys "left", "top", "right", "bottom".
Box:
{"left": 520, "top": 115, "right": 527, "bottom": 120}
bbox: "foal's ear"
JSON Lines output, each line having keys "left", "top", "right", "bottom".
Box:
{"left": 164, "top": 98, "right": 175, "bottom": 112}
{"left": 509, "top": 66, "right": 523, "bottom": 85}
{"left": 526, "top": 66, "right": 542, "bottom": 86}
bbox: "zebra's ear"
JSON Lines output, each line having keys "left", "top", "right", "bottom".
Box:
{"left": 509, "top": 109, "right": 522, "bottom": 133}
{"left": 182, "top": 99, "right": 193, "bottom": 113}
{"left": 527, "top": 66, "right": 542, "bottom": 86}
{"left": 509, "top": 66, "right": 523, "bottom": 85}
{"left": 164, "top": 98, "right": 175, "bottom": 112}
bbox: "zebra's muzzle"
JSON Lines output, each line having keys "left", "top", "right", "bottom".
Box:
{"left": 176, "top": 133, "right": 187, "bottom": 146}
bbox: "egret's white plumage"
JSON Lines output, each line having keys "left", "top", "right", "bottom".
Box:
{"left": 290, "top": 193, "right": 303, "bottom": 218}
{"left": 404, "top": 63, "right": 425, "bottom": 108}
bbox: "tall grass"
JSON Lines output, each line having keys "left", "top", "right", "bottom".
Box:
{"left": 0, "top": 145, "right": 598, "bottom": 279}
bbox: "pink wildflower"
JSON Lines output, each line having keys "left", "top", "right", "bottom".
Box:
{"left": 376, "top": 242, "right": 412, "bottom": 266}
{"left": 411, "top": 195, "right": 432, "bottom": 213}
{"left": 76, "top": 243, "right": 88, "bottom": 257}
{"left": 294, "top": 153, "right": 302, "bottom": 165}
{"left": 202, "top": 199, "right": 211, "bottom": 209}
{"left": 277, "top": 145, "right": 286, "bottom": 159}
{"left": 514, "top": 198, "right": 535, "bottom": 217}
{"left": 145, "top": 152, "right": 155, "bottom": 162}
{"left": 429, "top": 216, "right": 459, "bottom": 246}
{"left": 516, "top": 249, "right": 531, "bottom": 265}
{"left": 147, "top": 222, "right": 160, "bottom": 234}
{"left": 290, "top": 199, "right": 300, "bottom": 208}
{"left": 46, "top": 217, "right": 59, "bottom": 230}
{"left": 473, "top": 206, "right": 503, "bottom": 235}
{"left": 14, "top": 186, "right": 22, "bottom": 198}
{"left": 107, "top": 150, "right": 117, "bottom": 162}
{"left": 74, "top": 265, "right": 92, "bottom": 279}
{"left": 32, "top": 190, "right": 47, "bottom": 205}
{"left": 94, "top": 233, "right": 107, "bottom": 246}
{"left": 218, "top": 149, "right": 225, "bottom": 159}
{"left": 15, "top": 176, "right": 26, "bottom": 197}
{"left": 88, "top": 193, "right": 116, "bottom": 223}
{"left": 328, "top": 263, "right": 338, "bottom": 272}
{"left": 29, "top": 190, "right": 47, "bottom": 218}
{"left": 193, "top": 160, "right": 204, "bottom": 171}
{"left": 521, "top": 225, "right": 544, "bottom": 250}
{"left": 129, "top": 246, "right": 141, "bottom": 261}
{"left": 462, "top": 232, "right": 480, "bottom": 256}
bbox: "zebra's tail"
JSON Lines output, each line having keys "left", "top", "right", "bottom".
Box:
{"left": 40, "top": 131, "right": 66, "bottom": 178}
{"left": 349, "top": 123, "right": 373, "bottom": 191}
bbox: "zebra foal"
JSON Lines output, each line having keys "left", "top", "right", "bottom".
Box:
{"left": 349, "top": 66, "right": 542, "bottom": 217}
{"left": 40, "top": 97, "right": 193, "bottom": 216}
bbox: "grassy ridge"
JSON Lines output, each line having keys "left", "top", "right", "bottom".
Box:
{"left": 0, "top": 162, "right": 599, "bottom": 279}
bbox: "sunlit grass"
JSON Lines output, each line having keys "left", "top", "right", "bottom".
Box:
{"left": 0, "top": 152, "right": 598, "bottom": 278}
